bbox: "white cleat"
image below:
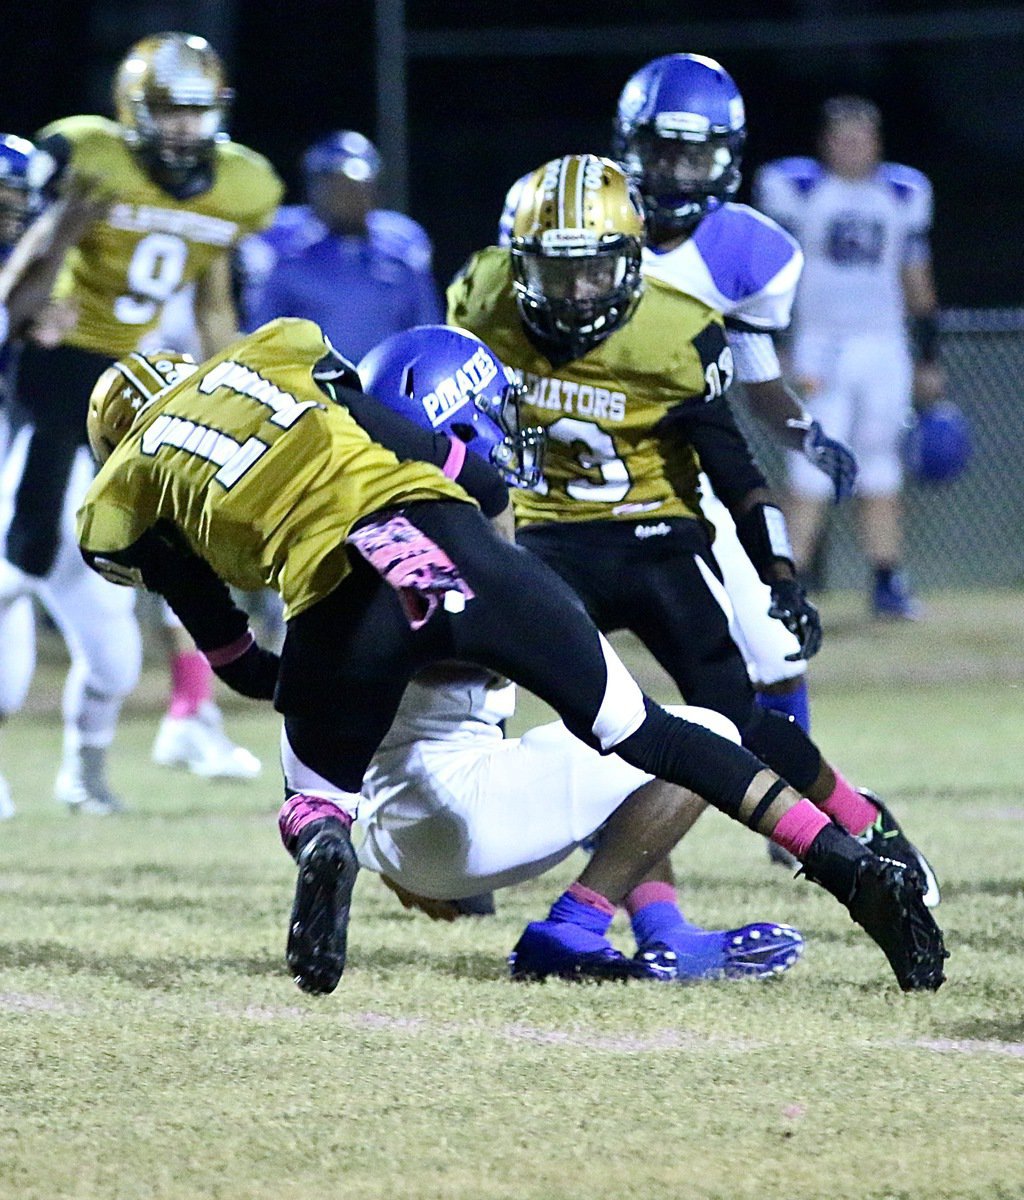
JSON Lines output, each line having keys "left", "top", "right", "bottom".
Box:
{"left": 54, "top": 747, "right": 126, "bottom": 815}
{"left": 0, "top": 772, "right": 15, "bottom": 820}
{"left": 152, "top": 701, "right": 261, "bottom": 780}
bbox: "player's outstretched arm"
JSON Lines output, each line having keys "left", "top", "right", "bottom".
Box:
{"left": 194, "top": 253, "right": 241, "bottom": 359}
{"left": 743, "top": 375, "right": 858, "bottom": 503}
{"left": 82, "top": 524, "right": 279, "bottom": 699}
{"left": 0, "top": 174, "right": 108, "bottom": 342}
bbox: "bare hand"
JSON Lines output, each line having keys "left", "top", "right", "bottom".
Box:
{"left": 27, "top": 297, "right": 78, "bottom": 347}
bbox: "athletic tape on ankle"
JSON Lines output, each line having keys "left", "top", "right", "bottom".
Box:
{"left": 739, "top": 770, "right": 796, "bottom": 835}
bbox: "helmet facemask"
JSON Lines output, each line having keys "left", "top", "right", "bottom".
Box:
{"left": 511, "top": 232, "right": 643, "bottom": 359}
{"left": 454, "top": 372, "right": 545, "bottom": 491}
{"left": 622, "top": 122, "right": 745, "bottom": 240}
{"left": 132, "top": 101, "right": 226, "bottom": 177}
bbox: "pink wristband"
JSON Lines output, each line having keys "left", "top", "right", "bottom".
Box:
{"left": 205, "top": 629, "right": 255, "bottom": 668}
{"left": 442, "top": 436, "right": 467, "bottom": 480}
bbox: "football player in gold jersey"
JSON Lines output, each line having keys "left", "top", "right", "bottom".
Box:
{"left": 0, "top": 32, "right": 283, "bottom": 808}
{"left": 77, "top": 317, "right": 945, "bottom": 995}
{"left": 448, "top": 155, "right": 941, "bottom": 939}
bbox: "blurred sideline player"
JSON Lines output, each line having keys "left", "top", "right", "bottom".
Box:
{"left": 76, "top": 318, "right": 945, "bottom": 993}
{"left": 0, "top": 133, "right": 114, "bottom": 817}
{"left": 351, "top": 325, "right": 804, "bottom": 980}
{"left": 755, "top": 97, "right": 944, "bottom": 618}
{"left": 241, "top": 130, "right": 442, "bottom": 362}
{"left": 0, "top": 32, "right": 282, "bottom": 808}
{"left": 452, "top": 155, "right": 939, "bottom": 909}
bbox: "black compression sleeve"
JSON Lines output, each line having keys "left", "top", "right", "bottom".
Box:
{"left": 328, "top": 384, "right": 509, "bottom": 518}
{"left": 657, "top": 394, "right": 767, "bottom": 508}
{"left": 88, "top": 523, "right": 250, "bottom": 652}
{"left": 733, "top": 503, "right": 795, "bottom": 583}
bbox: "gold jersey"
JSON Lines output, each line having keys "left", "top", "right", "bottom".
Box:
{"left": 77, "top": 318, "right": 473, "bottom": 619}
{"left": 447, "top": 246, "right": 729, "bottom": 528}
{"left": 42, "top": 115, "right": 283, "bottom": 356}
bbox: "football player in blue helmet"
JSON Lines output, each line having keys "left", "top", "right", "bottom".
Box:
{"left": 613, "top": 52, "right": 746, "bottom": 241}
{"left": 0, "top": 135, "right": 50, "bottom": 250}
{"left": 608, "top": 53, "right": 860, "bottom": 762}
{"left": 357, "top": 324, "right": 545, "bottom": 490}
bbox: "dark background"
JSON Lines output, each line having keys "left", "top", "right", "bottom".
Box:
{"left": 4, "top": 1, "right": 1022, "bottom": 306}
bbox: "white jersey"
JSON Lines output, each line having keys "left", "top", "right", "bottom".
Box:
{"left": 640, "top": 201, "right": 803, "bottom": 334}
{"left": 754, "top": 157, "right": 933, "bottom": 338}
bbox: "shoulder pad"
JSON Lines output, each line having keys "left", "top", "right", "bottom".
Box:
{"left": 879, "top": 162, "right": 932, "bottom": 204}
{"left": 762, "top": 156, "right": 824, "bottom": 195}
{"left": 368, "top": 209, "right": 434, "bottom": 269}
{"left": 214, "top": 142, "right": 285, "bottom": 225}
{"left": 710, "top": 202, "right": 801, "bottom": 254}
{"left": 36, "top": 114, "right": 120, "bottom": 145}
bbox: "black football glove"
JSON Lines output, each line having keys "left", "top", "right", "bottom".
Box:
{"left": 211, "top": 642, "right": 280, "bottom": 700}
{"left": 802, "top": 420, "right": 858, "bottom": 503}
{"left": 769, "top": 579, "right": 823, "bottom": 662}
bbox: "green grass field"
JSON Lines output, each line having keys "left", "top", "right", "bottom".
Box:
{"left": 1, "top": 590, "right": 1023, "bottom": 1200}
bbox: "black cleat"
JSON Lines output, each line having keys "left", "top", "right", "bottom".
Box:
{"left": 856, "top": 789, "right": 940, "bottom": 907}
{"left": 846, "top": 855, "right": 948, "bottom": 992}
{"left": 286, "top": 825, "right": 359, "bottom": 995}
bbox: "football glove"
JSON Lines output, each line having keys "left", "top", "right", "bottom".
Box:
{"left": 769, "top": 579, "right": 823, "bottom": 662}
{"left": 211, "top": 642, "right": 280, "bottom": 700}
{"left": 802, "top": 420, "right": 858, "bottom": 502}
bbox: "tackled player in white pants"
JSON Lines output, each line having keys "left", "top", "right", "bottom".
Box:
{"left": 284, "top": 665, "right": 805, "bottom": 982}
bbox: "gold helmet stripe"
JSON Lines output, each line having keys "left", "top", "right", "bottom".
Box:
{"left": 116, "top": 353, "right": 170, "bottom": 403}
{"left": 574, "top": 155, "right": 586, "bottom": 228}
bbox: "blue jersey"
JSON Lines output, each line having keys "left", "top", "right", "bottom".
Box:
{"left": 240, "top": 204, "right": 443, "bottom": 362}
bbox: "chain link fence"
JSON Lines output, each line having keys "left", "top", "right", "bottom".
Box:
{"left": 733, "top": 307, "right": 1024, "bottom": 591}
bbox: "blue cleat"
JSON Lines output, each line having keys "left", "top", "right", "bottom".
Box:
{"left": 871, "top": 571, "right": 923, "bottom": 621}
{"left": 509, "top": 920, "right": 667, "bottom": 982}
{"left": 634, "top": 922, "right": 805, "bottom": 982}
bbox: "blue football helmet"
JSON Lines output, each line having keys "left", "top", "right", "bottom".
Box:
{"left": 302, "top": 130, "right": 381, "bottom": 184}
{"left": 357, "top": 325, "right": 545, "bottom": 489}
{"left": 0, "top": 134, "right": 51, "bottom": 247}
{"left": 613, "top": 53, "right": 746, "bottom": 239}
{"left": 903, "top": 402, "right": 972, "bottom": 485}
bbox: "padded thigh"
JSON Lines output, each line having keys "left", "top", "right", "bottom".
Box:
{"left": 520, "top": 518, "right": 756, "bottom": 727}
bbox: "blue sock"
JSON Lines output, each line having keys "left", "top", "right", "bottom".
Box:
{"left": 631, "top": 901, "right": 728, "bottom": 977}
{"left": 756, "top": 679, "right": 811, "bottom": 733}
{"left": 548, "top": 891, "right": 612, "bottom": 937}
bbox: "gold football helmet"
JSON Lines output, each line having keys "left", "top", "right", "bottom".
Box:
{"left": 87, "top": 350, "right": 197, "bottom": 464}
{"left": 509, "top": 154, "right": 645, "bottom": 357}
{"left": 114, "top": 32, "right": 233, "bottom": 181}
